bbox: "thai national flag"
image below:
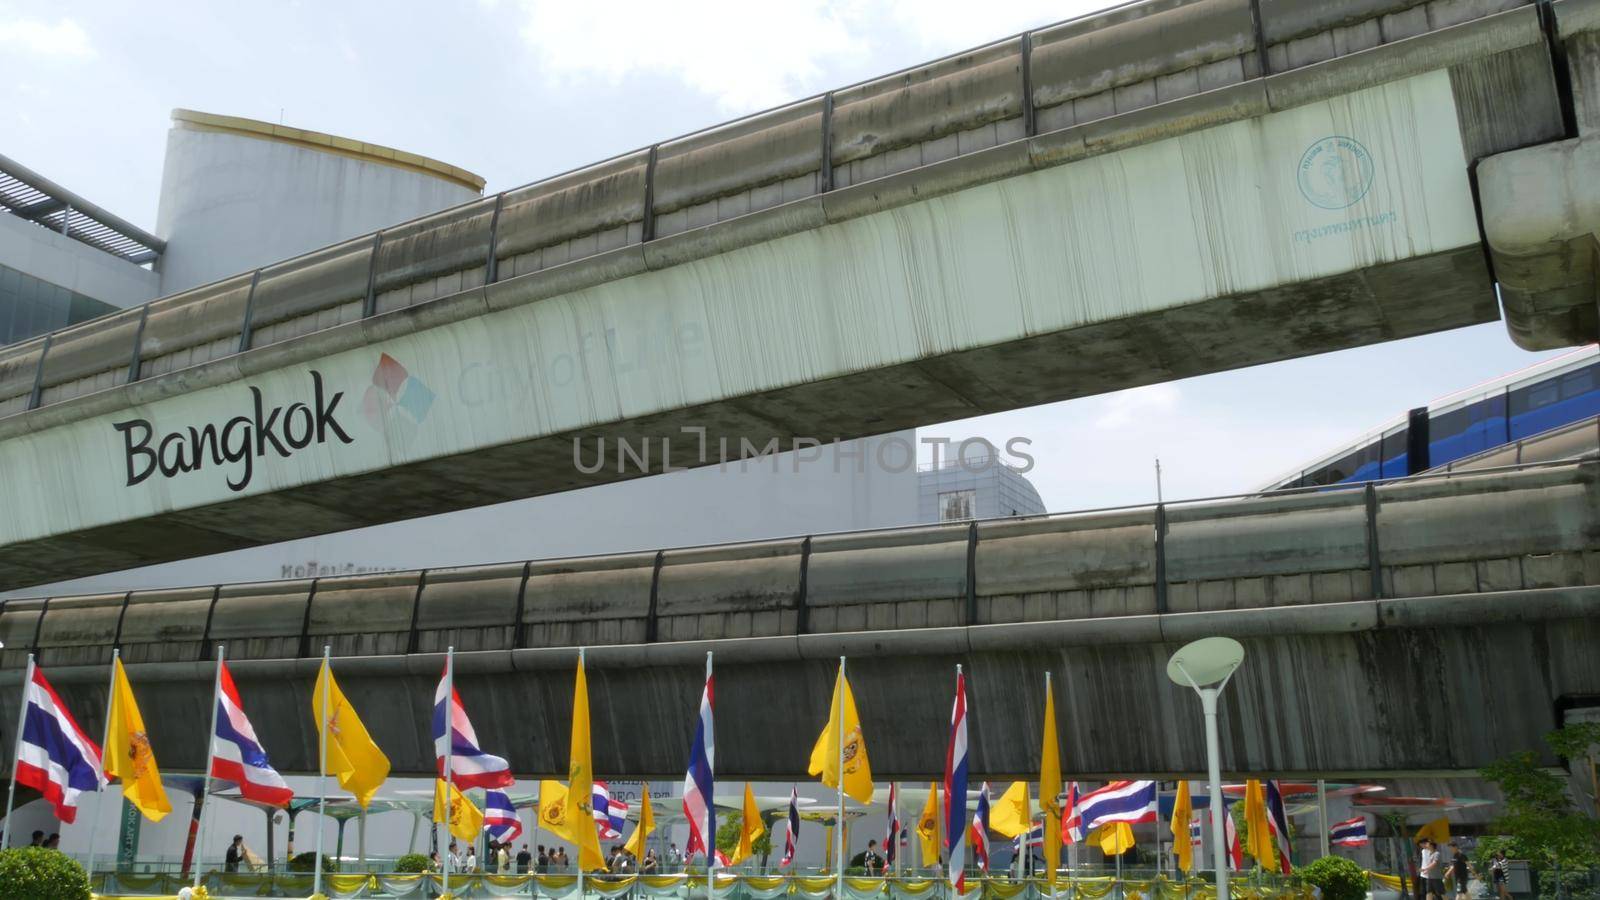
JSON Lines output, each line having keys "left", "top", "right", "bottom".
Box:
{"left": 943, "top": 669, "right": 970, "bottom": 892}
{"left": 593, "top": 782, "right": 627, "bottom": 839}
{"left": 14, "top": 665, "right": 104, "bottom": 823}
{"left": 1061, "top": 782, "right": 1081, "bottom": 845}
{"left": 970, "top": 782, "right": 991, "bottom": 872}
{"left": 1226, "top": 803, "right": 1242, "bottom": 870}
{"left": 1075, "top": 781, "right": 1156, "bottom": 835}
{"left": 211, "top": 662, "right": 293, "bottom": 807}
{"left": 885, "top": 782, "right": 901, "bottom": 866}
{"left": 432, "top": 668, "right": 513, "bottom": 790}
{"left": 485, "top": 789, "right": 523, "bottom": 842}
{"left": 1013, "top": 823, "right": 1043, "bottom": 854}
{"left": 781, "top": 785, "right": 800, "bottom": 866}
{"left": 1265, "top": 780, "right": 1293, "bottom": 873}
{"left": 681, "top": 666, "right": 715, "bottom": 863}
{"left": 1330, "top": 817, "right": 1369, "bottom": 847}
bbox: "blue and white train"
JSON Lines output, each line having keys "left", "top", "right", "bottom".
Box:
{"left": 1263, "top": 345, "right": 1600, "bottom": 490}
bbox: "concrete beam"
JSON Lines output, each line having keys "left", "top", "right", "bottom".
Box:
{"left": 1479, "top": 134, "right": 1600, "bottom": 348}
{"left": 8, "top": 586, "right": 1595, "bottom": 781}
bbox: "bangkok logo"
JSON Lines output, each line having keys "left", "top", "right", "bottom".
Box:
{"left": 362, "top": 353, "right": 435, "bottom": 445}
{"left": 1297, "top": 136, "right": 1375, "bottom": 210}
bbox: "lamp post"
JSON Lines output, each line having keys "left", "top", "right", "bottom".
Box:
{"left": 1166, "top": 637, "right": 1245, "bottom": 900}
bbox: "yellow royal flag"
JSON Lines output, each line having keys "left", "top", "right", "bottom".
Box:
{"left": 1243, "top": 780, "right": 1277, "bottom": 869}
{"left": 539, "top": 779, "right": 572, "bottom": 831}
{"left": 564, "top": 655, "right": 607, "bottom": 872}
{"left": 1039, "top": 678, "right": 1063, "bottom": 886}
{"left": 434, "top": 779, "right": 485, "bottom": 843}
{"left": 624, "top": 782, "right": 656, "bottom": 860}
{"left": 1091, "top": 821, "right": 1136, "bottom": 856}
{"left": 1171, "top": 781, "right": 1194, "bottom": 873}
{"left": 312, "top": 659, "right": 390, "bottom": 808}
{"left": 731, "top": 782, "right": 767, "bottom": 865}
{"left": 103, "top": 658, "right": 170, "bottom": 822}
{"left": 991, "top": 782, "right": 1031, "bottom": 839}
{"left": 1415, "top": 817, "right": 1451, "bottom": 845}
{"left": 807, "top": 664, "right": 874, "bottom": 804}
{"left": 917, "top": 782, "right": 941, "bottom": 866}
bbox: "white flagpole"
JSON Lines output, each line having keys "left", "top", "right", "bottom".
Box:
{"left": 314, "top": 646, "right": 331, "bottom": 897}
{"left": 705, "top": 651, "right": 714, "bottom": 900}
{"left": 576, "top": 647, "right": 584, "bottom": 900}
{"left": 1156, "top": 784, "right": 1165, "bottom": 882}
{"left": 83, "top": 649, "right": 118, "bottom": 884}
{"left": 1317, "top": 779, "right": 1330, "bottom": 859}
{"left": 193, "top": 645, "right": 225, "bottom": 891}
{"left": 836, "top": 656, "right": 846, "bottom": 900}
{"left": 443, "top": 645, "right": 455, "bottom": 898}
{"left": 1, "top": 654, "right": 37, "bottom": 850}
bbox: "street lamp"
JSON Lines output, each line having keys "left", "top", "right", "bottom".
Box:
{"left": 1166, "top": 637, "right": 1245, "bottom": 899}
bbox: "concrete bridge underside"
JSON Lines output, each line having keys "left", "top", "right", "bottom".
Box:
{"left": 12, "top": 587, "right": 1598, "bottom": 782}
{"left": 4, "top": 0, "right": 1599, "bottom": 589}
{"left": 3, "top": 461, "right": 1596, "bottom": 780}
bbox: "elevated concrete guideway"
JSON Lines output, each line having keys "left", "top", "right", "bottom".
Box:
{"left": 0, "top": 0, "right": 1592, "bottom": 589}
{"left": 2, "top": 460, "right": 1596, "bottom": 780}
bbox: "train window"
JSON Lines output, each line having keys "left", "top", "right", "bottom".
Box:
{"left": 1431, "top": 407, "right": 1470, "bottom": 441}
{"left": 1529, "top": 381, "right": 1559, "bottom": 408}
{"left": 1561, "top": 365, "right": 1596, "bottom": 399}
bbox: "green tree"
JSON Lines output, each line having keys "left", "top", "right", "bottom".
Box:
{"left": 715, "top": 812, "right": 774, "bottom": 862}
{"left": 287, "top": 851, "right": 339, "bottom": 873}
{"left": 0, "top": 847, "right": 91, "bottom": 900}
{"left": 1297, "top": 856, "right": 1368, "bottom": 900}
{"left": 1479, "top": 723, "right": 1600, "bottom": 872}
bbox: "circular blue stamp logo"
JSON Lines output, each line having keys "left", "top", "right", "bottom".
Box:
{"left": 1297, "top": 136, "right": 1374, "bottom": 210}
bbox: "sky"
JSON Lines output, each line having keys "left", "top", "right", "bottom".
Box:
{"left": 0, "top": 0, "right": 1576, "bottom": 520}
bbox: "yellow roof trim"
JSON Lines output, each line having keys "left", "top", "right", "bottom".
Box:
{"left": 170, "top": 109, "right": 486, "bottom": 193}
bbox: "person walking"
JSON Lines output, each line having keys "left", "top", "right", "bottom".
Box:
{"left": 518, "top": 844, "right": 533, "bottom": 874}
{"left": 1490, "top": 850, "right": 1511, "bottom": 900}
{"left": 1447, "top": 841, "right": 1474, "bottom": 900}
{"left": 1419, "top": 839, "right": 1443, "bottom": 900}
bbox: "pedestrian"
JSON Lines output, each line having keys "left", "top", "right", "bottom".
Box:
{"left": 499, "top": 841, "right": 511, "bottom": 873}
{"left": 429, "top": 851, "right": 442, "bottom": 871}
{"left": 449, "top": 842, "right": 463, "bottom": 871}
{"left": 1419, "top": 839, "right": 1442, "bottom": 900}
{"left": 1490, "top": 850, "right": 1511, "bottom": 900}
{"left": 466, "top": 846, "right": 478, "bottom": 872}
{"left": 518, "top": 843, "right": 533, "bottom": 874}
{"left": 669, "top": 842, "right": 683, "bottom": 871}
{"left": 643, "top": 849, "right": 659, "bottom": 874}
{"left": 27, "top": 830, "right": 42, "bottom": 848}
{"left": 1448, "top": 841, "right": 1474, "bottom": 900}
{"left": 537, "top": 845, "right": 549, "bottom": 872}
{"left": 43, "top": 833, "right": 59, "bottom": 851}
{"left": 225, "top": 835, "right": 246, "bottom": 872}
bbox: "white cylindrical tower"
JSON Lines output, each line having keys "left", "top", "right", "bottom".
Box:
{"left": 153, "top": 108, "right": 483, "bottom": 295}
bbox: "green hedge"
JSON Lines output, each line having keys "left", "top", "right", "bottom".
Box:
{"left": 287, "top": 851, "right": 338, "bottom": 873}
{"left": 0, "top": 847, "right": 91, "bottom": 900}
{"left": 1296, "top": 856, "right": 1367, "bottom": 900}
{"left": 394, "top": 853, "right": 432, "bottom": 873}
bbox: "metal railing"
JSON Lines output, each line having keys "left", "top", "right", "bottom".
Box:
{"left": 0, "top": 0, "right": 1540, "bottom": 422}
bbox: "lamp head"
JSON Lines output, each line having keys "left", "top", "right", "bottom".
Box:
{"left": 1166, "top": 637, "right": 1245, "bottom": 689}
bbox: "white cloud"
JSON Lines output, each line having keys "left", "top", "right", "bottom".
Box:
{"left": 507, "top": 0, "right": 1107, "bottom": 112}
{"left": 0, "top": 17, "right": 94, "bottom": 59}
{"left": 1093, "top": 382, "right": 1181, "bottom": 430}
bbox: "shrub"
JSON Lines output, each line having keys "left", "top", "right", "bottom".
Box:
{"left": 1297, "top": 855, "right": 1368, "bottom": 900}
{"left": 394, "top": 853, "right": 431, "bottom": 874}
{"left": 287, "top": 851, "right": 338, "bottom": 873}
{"left": 0, "top": 847, "right": 91, "bottom": 900}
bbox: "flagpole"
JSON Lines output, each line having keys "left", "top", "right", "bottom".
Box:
{"left": 1317, "top": 779, "right": 1329, "bottom": 859}
{"left": 836, "top": 656, "right": 846, "bottom": 900}
{"left": 314, "top": 646, "right": 331, "bottom": 898}
{"left": 1157, "top": 783, "right": 1165, "bottom": 883}
{"left": 193, "top": 645, "right": 224, "bottom": 891}
{"left": 83, "top": 649, "right": 118, "bottom": 885}
{"left": 443, "top": 645, "right": 455, "bottom": 899}
{"left": 1, "top": 654, "right": 36, "bottom": 850}
{"left": 705, "top": 651, "right": 715, "bottom": 900}
{"left": 576, "top": 647, "right": 585, "bottom": 900}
